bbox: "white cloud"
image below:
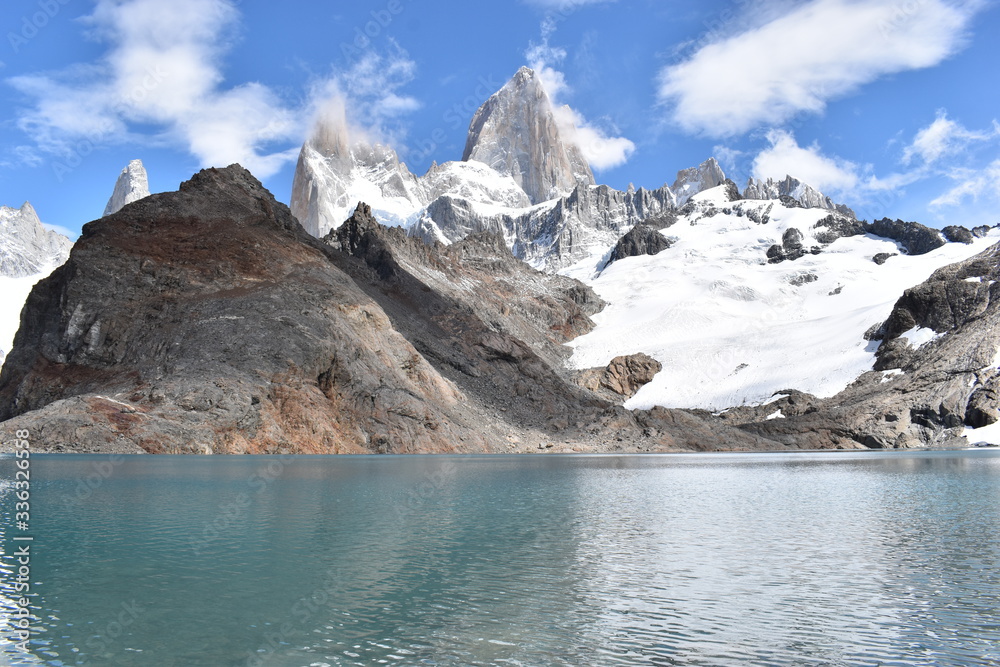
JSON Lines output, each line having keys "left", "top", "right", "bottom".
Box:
{"left": 525, "top": 32, "right": 634, "bottom": 171}
{"left": 305, "top": 48, "right": 421, "bottom": 151}
{"left": 902, "top": 111, "right": 999, "bottom": 165}
{"left": 659, "top": 0, "right": 981, "bottom": 137}
{"left": 752, "top": 130, "right": 860, "bottom": 194}
{"left": 713, "top": 145, "right": 745, "bottom": 175}
{"left": 7, "top": 0, "right": 315, "bottom": 179}
{"left": 42, "top": 222, "right": 79, "bottom": 240}
{"left": 930, "top": 161, "right": 1000, "bottom": 208}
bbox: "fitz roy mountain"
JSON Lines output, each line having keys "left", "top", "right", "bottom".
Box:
{"left": 2, "top": 68, "right": 1000, "bottom": 452}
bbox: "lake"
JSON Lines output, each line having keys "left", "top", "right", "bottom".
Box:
{"left": 2, "top": 451, "right": 1000, "bottom": 666}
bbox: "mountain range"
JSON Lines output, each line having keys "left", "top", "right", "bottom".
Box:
{"left": 1, "top": 67, "right": 999, "bottom": 453}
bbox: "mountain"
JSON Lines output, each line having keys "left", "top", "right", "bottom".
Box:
{"left": 462, "top": 65, "right": 595, "bottom": 204}
{"left": 744, "top": 175, "right": 856, "bottom": 218}
{"left": 0, "top": 166, "right": 778, "bottom": 453}
{"left": 563, "top": 183, "right": 993, "bottom": 415}
{"left": 725, "top": 241, "right": 1000, "bottom": 448}
{"left": 103, "top": 159, "right": 151, "bottom": 216}
{"left": 290, "top": 108, "right": 427, "bottom": 237}
{"left": 0, "top": 202, "right": 73, "bottom": 364}
{"left": 289, "top": 66, "right": 861, "bottom": 271}
{"left": 672, "top": 158, "right": 726, "bottom": 206}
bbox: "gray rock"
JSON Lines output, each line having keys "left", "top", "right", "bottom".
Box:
{"left": 463, "top": 66, "right": 594, "bottom": 205}
{"left": 942, "top": 225, "right": 974, "bottom": 244}
{"left": 576, "top": 353, "right": 662, "bottom": 399}
{"left": 867, "top": 218, "right": 945, "bottom": 255}
{"left": 604, "top": 225, "right": 673, "bottom": 269}
{"left": 873, "top": 253, "right": 897, "bottom": 265}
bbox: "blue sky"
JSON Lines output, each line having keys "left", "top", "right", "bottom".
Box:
{"left": 1, "top": 0, "right": 999, "bottom": 238}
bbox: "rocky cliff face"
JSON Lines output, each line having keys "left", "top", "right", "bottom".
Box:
{"left": 0, "top": 167, "right": 782, "bottom": 454}
{"left": 103, "top": 159, "right": 151, "bottom": 216}
{"left": 463, "top": 66, "right": 595, "bottom": 205}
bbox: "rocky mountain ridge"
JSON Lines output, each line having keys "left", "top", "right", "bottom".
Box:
{"left": 290, "top": 66, "right": 855, "bottom": 271}
{"left": 0, "top": 167, "right": 781, "bottom": 454}
{"left": 1, "top": 166, "right": 997, "bottom": 452}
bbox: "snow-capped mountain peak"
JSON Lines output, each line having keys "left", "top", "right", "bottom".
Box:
{"left": 672, "top": 157, "right": 727, "bottom": 206}
{"left": 103, "top": 159, "right": 150, "bottom": 216}
{"left": 744, "top": 175, "right": 855, "bottom": 218}
{"left": 462, "top": 66, "right": 595, "bottom": 205}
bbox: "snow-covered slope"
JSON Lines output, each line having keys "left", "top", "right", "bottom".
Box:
{"left": 0, "top": 202, "right": 73, "bottom": 363}
{"left": 103, "top": 159, "right": 150, "bottom": 216}
{"left": 562, "top": 185, "right": 998, "bottom": 411}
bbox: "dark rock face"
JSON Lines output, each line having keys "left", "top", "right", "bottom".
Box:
{"left": 965, "top": 377, "right": 999, "bottom": 427}
{"left": 813, "top": 214, "right": 867, "bottom": 245}
{"left": 873, "top": 253, "right": 897, "bottom": 265}
{"left": 778, "top": 195, "right": 803, "bottom": 209}
{"left": 814, "top": 215, "right": 957, "bottom": 256}
{"left": 0, "top": 167, "right": 481, "bottom": 454}
{"left": 973, "top": 225, "right": 993, "bottom": 238}
{"left": 723, "top": 179, "right": 742, "bottom": 202}
{"left": 767, "top": 227, "right": 810, "bottom": 263}
{"left": 576, "top": 353, "right": 662, "bottom": 400}
{"left": 942, "top": 225, "right": 975, "bottom": 244}
{"left": 0, "top": 166, "right": 784, "bottom": 454}
{"left": 867, "top": 218, "right": 944, "bottom": 255}
{"left": 604, "top": 225, "right": 673, "bottom": 269}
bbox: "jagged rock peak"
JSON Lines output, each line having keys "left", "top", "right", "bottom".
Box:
{"left": 103, "top": 159, "right": 150, "bottom": 216}
{"left": 744, "top": 175, "right": 856, "bottom": 218}
{"left": 462, "top": 66, "right": 595, "bottom": 204}
{"left": 0, "top": 200, "right": 73, "bottom": 279}
{"left": 672, "top": 158, "right": 726, "bottom": 206}
{"left": 291, "top": 106, "right": 425, "bottom": 238}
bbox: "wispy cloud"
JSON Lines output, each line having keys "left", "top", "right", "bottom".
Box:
{"left": 931, "top": 161, "right": 1000, "bottom": 209}
{"left": 659, "top": 0, "right": 982, "bottom": 137}
{"left": 7, "top": 0, "right": 311, "bottom": 179}
{"left": 525, "top": 27, "right": 634, "bottom": 171}
{"left": 305, "top": 46, "right": 421, "bottom": 155}
{"left": 902, "top": 110, "right": 999, "bottom": 165}
{"left": 751, "top": 130, "right": 861, "bottom": 194}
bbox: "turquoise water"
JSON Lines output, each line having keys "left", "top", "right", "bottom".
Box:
{"left": 2, "top": 451, "right": 1000, "bottom": 666}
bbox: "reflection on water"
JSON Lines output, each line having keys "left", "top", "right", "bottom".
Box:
{"left": 1, "top": 451, "right": 999, "bottom": 666}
